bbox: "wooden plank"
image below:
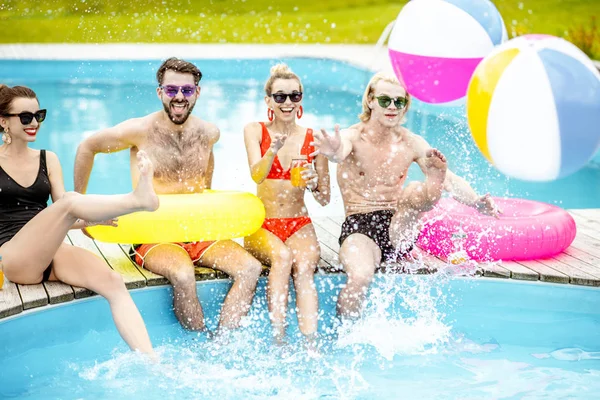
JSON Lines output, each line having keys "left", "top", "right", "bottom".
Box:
{"left": 498, "top": 261, "right": 539, "bottom": 281}
{"left": 77, "top": 231, "right": 147, "bottom": 289}
{"left": 311, "top": 223, "right": 342, "bottom": 272}
{"left": 516, "top": 259, "right": 570, "bottom": 284}
{"left": 195, "top": 266, "right": 219, "bottom": 281}
{"left": 536, "top": 256, "right": 599, "bottom": 286}
{"left": 314, "top": 217, "right": 342, "bottom": 239}
{"left": 312, "top": 221, "right": 340, "bottom": 253}
{"left": 562, "top": 243, "right": 600, "bottom": 276}
{"left": 571, "top": 209, "right": 600, "bottom": 221}
{"left": 480, "top": 262, "right": 511, "bottom": 279}
{"left": 43, "top": 281, "right": 74, "bottom": 304}
{"left": 328, "top": 215, "right": 345, "bottom": 226}
{"left": 119, "top": 244, "right": 169, "bottom": 286}
{"left": 549, "top": 253, "right": 600, "bottom": 286}
{"left": 0, "top": 281, "right": 23, "bottom": 318}
{"left": 568, "top": 235, "right": 600, "bottom": 259}
{"left": 569, "top": 211, "right": 600, "bottom": 235}
{"left": 17, "top": 284, "right": 48, "bottom": 310}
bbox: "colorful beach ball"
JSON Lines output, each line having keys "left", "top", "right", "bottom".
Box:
{"left": 467, "top": 34, "right": 600, "bottom": 182}
{"left": 388, "top": 0, "right": 507, "bottom": 104}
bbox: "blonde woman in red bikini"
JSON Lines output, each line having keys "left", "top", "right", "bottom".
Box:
{"left": 243, "top": 64, "right": 330, "bottom": 345}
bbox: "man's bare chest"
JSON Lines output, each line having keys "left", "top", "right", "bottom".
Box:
{"left": 144, "top": 128, "right": 211, "bottom": 180}
{"left": 351, "top": 143, "right": 413, "bottom": 183}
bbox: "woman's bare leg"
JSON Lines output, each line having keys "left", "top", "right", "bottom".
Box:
{"left": 51, "top": 243, "right": 153, "bottom": 354}
{"left": 244, "top": 228, "right": 293, "bottom": 342}
{"left": 2, "top": 151, "right": 159, "bottom": 283}
{"left": 286, "top": 224, "right": 320, "bottom": 338}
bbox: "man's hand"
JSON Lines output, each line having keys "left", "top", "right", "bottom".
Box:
{"left": 86, "top": 218, "right": 119, "bottom": 228}
{"left": 474, "top": 194, "right": 502, "bottom": 218}
{"left": 81, "top": 218, "right": 118, "bottom": 239}
{"left": 311, "top": 124, "right": 342, "bottom": 159}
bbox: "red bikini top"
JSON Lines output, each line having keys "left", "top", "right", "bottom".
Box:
{"left": 259, "top": 122, "right": 315, "bottom": 180}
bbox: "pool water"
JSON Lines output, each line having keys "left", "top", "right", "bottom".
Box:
{"left": 1, "top": 275, "right": 600, "bottom": 399}
{"left": 1, "top": 58, "right": 600, "bottom": 213}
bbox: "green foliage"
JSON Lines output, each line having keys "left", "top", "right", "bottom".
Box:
{"left": 0, "top": 0, "right": 598, "bottom": 59}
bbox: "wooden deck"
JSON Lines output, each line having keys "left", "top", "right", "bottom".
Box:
{"left": 2, "top": 209, "right": 600, "bottom": 319}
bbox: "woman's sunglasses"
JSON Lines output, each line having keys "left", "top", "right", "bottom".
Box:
{"left": 159, "top": 85, "right": 197, "bottom": 98}
{"left": 272, "top": 92, "right": 303, "bottom": 103}
{"left": 2, "top": 109, "right": 47, "bottom": 125}
{"left": 375, "top": 95, "right": 408, "bottom": 109}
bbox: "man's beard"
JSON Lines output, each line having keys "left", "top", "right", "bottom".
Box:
{"left": 163, "top": 99, "right": 195, "bottom": 125}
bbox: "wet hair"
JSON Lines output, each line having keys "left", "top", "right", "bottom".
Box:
{"left": 156, "top": 57, "right": 202, "bottom": 86}
{"left": 0, "top": 84, "right": 38, "bottom": 132}
{"left": 359, "top": 72, "right": 411, "bottom": 123}
{"left": 264, "top": 63, "right": 303, "bottom": 96}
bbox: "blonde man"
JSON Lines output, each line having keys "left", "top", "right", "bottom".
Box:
{"left": 312, "top": 72, "right": 499, "bottom": 319}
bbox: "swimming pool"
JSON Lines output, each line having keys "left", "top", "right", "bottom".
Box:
{"left": 1, "top": 275, "right": 600, "bottom": 399}
{"left": 1, "top": 57, "right": 600, "bottom": 213}
{"left": 1, "top": 57, "right": 600, "bottom": 398}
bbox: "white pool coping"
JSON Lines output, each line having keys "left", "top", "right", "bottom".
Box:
{"left": 2, "top": 43, "right": 598, "bottom": 72}
{"left": 0, "top": 43, "right": 395, "bottom": 74}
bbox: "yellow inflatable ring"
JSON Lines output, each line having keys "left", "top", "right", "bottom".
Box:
{"left": 87, "top": 190, "right": 265, "bottom": 244}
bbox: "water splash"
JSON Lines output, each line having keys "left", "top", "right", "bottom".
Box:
{"left": 336, "top": 275, "right": 454, "bottom": 360}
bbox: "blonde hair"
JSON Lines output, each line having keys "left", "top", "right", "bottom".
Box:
{"left": 359, "top": 72, "right": 411, "bottom": 123}
{"left": 264, "top": 63, "right": 303, "bottom": 96}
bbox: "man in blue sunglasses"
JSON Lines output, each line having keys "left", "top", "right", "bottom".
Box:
{"left": 74, "top": 57, "right": 263, "bottom": 336}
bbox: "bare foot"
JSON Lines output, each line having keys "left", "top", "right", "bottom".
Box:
{"left": 423, "top": 148, "right": 447, "bottom": 190}
{"left": 133, "top": 150, "right": 160, "bottom": 212}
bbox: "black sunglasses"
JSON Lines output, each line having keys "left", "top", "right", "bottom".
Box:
{"left": 272, "top": 92, "right": 303, "bottom": 103}
{"left": 2, "top": 109, "right": 47, "bottom": 125}
{"left": 375, "top": 95, "right": 407, "bottom": 109}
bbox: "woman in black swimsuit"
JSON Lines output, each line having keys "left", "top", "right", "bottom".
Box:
{"left": 0, "top": 84, "right": 159, "bottom": 354}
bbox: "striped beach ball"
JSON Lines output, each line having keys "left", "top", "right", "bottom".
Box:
{"left": 388, "top": 0, "right": 507, "bottom": 104}
{"left": 467, "top": 34, "right": 600, "bottom": 182}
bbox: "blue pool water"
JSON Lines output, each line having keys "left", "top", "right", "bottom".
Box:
{"left": 1, "top": 275, "right": 600, "bottom": 399}
{"left": 1, "top": 58, "right": 600, "bottom": 212}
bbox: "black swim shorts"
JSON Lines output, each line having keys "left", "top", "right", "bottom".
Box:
{"left": 338, "top": 209, "right": 414, "bottom": 263}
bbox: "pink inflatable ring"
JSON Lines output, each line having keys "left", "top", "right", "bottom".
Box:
{"left": 416, "top": 197, "right": 576, "bottom": 261}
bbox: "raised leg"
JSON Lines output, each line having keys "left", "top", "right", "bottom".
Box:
{"left": 2, "top": 151, "right": 159, "bottom": 284}
{"left": 389, "top": 148, "right": 447, "bottom": 252}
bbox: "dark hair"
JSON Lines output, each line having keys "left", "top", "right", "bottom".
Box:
{"left": 156, "top": 57, "right": 202, "bottom": 86}
{"left": 0, "top": 84, "right": 38, "bottom": 132}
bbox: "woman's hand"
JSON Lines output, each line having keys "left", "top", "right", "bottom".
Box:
{"left": 301, "top": 167, "right": 319, "bottom": 191}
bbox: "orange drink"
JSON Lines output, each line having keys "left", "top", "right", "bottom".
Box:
{"left": 290, "top": 156, "right": 308, "bottom": 188}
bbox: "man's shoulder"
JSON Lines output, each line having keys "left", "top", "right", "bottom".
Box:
{"left": 343, "top": 123, "right": 363, "bottom": 140}
{"left": 401, "top": 127, "right": 426, "bottom": 145}
{"left": 196, "top": 118, "right": 220, "bottom": 142}
{"left": 121, "top": 113, "right": 155, "bottom": 132}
